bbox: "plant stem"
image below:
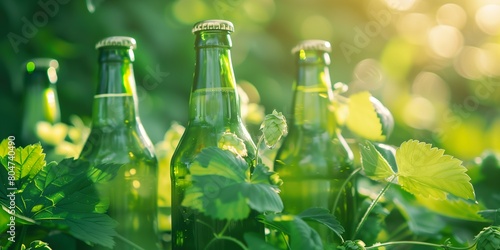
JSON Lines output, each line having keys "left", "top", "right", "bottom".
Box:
{"left": 365, "top": 241, "right": 475, "bottom": 249}
{"left": 353, "top": 175, "right": 395, "bottom": 238}
{"left": 13, "top": 225, "right": 28, "bottom": 250}
{"left": 114, "top": 234, "right": 145, "bottom": 250}
{"left": 331, "top": 168, "right": 360, "bottom": 218}
{"left": 217, "top": 220, "right": 231, "bottom": 237}
{"left": 204, "top": 235, "right": 249, "bottom": 250}
{"left": 254, "top": 135, "right": 264, "bottom": 165}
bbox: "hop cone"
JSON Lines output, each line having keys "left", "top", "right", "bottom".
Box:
{"left": 475, "top": 226, "right": 500, "bottom": 250}
{"left": 337, "top": 240, "right": 366, "bottom": 250}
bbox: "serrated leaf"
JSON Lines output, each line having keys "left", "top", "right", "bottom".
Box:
{"left": 183, "top": 147, "right": 283, "bottom": 220}
{"left": 260, "top": 110, "right": 288, "bottom": 148}
{"left": 360, "top": 141, "right": 395, "bottom": 181}
{"left": 415, "top": 196, "right": 486, "bottom": 222}
{"left": 0, "top": 143, "right": 46, "bottom": 190}
{"left": 297, "top": 207, "right": 344, "bottom": 239}
{"left": 218, "top": 132, "right": 248, "bottom": 157}
{"left": 396, "top": 140, "right": 475, "bottom": 201}
{"left": 346, "top": 92, "right": 385, "bottom": 141}
{"left": 0, "top": 142, "right": 118, "bottom": 249}
{"left": 479, "top": 209, "right": 500, "bottom": 225}
{"left": 259, "top": 213, "right": 323, "bottom": 250}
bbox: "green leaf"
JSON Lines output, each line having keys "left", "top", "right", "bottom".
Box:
{"left": 258, "top": 213, "right": 323, "bottom": 250}
{"left": 346, "top": 92, "right": 386, "bottom": 141}
{"left": 218, "top": 131, "right": 248, "bottom": 157}
{"left": 416, "top": 196, "right": 487, "bottom": 222}
{"left": 396, "top": 140, "right": 475, "bottom": 201}
{"left": 391, "top": 188, "right": 446, "bottom": 235}
{"left": 260, "top": 110, "right": 288, "bottom": 148}
{"left": 0, "top": 142, "right": 46, "bottom": 191}
{"left": 360, "top": 141, "right": 395, "bottom": 181}
{"left": 479, "top": 209, "right": 500, "bottom": 225}
{"left": 474, "top": 226, "right": 500, "bottom": 250}
{"left": 244, "top": 232, "right": 281, "bottom": 250}
{"left": 183, "top": 147, "right": 283, "bottom": 220}
{"left": 25, "top": 240, "right": 52, "bottom": 250}
{"left": 0, "top": 142, "right": 119, "bottom": 249}
{"left": 297, "top": 207, "right": 344, "bottom": 240}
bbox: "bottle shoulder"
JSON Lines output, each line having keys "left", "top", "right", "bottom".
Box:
{"left": 171, "top": 122, "right": 256, "bottom": 167}
{"left": 80, "top": 123, "right": 157, "bottom": 163}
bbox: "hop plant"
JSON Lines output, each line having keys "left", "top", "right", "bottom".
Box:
{"left": 474, "top": 226, "right": 500, "bottom": 250}
{"left": 337, "top": 240, "right": 366, "bottom": 250}
{"left": 21, "top": 240, "right": 52, "bottom": 250}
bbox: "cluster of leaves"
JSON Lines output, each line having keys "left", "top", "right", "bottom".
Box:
{"left": 0, "top": 139, "right": 118, "bottom": 249}
{"left": 178, "top": 92, "right": 500, "bottom": 250}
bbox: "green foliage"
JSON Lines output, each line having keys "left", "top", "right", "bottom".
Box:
{"left": 479, "top": 209, "right": 500, "bottom": 226}
{"left": 260, "top": 110, "right": 288, "bottom": 149}
{"left": 0, "top": 139, "right": 118, "bottom": 248}
{"left": 218, "top": 131, "right": 248, "bottom": 157}
{"left": 345, "top": 92, "right": 393, "bottom": 142}
{"left": 258, "top": 212, "right": 324, "bottom": 250}
{"left": 182, "top": 147, "right": 283, "bottom": 220}
{"left": 474, "top": 226, "right": 500, "bottom": 250}
{"left": 337, "top": 240, "right": 366, "bottom": 250}
{"left": 360, "top": 140, "right": 476, "bottom": 201}
{"left": 296, "top": 207, "right": 344, "bottom": 240}
{"left": 21, "top": 240, "right": 52, "bottom": 250}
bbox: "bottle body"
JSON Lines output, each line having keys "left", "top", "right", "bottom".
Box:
{"left": 20, "top": 58, "right": 61, "bottom": 146}
{"left": 171, "top": 20, "right": 263, "bottom": 249}
{"left": 274, "top": 40, "right": 355, "bottom": 246}
{"left": 78, "top": 37, "right": 160, "bottom": 250}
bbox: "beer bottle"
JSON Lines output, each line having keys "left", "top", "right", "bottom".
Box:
{"left": 78, "top": 36, "right": 161, "bottom": 249}
{"left": 273, "top": 40, "right": 355, "bottom": 246}
{"left": 170, "top": 20, "right": 263, "bottom": 249}
{"left": 20, "top": 58, "right": 61, "bottom": 146}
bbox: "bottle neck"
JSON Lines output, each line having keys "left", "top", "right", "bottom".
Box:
{"left": 291, "top": 50, "right": 337, "bottom": 133}
{"left": 22, "top": 70, "right": 60, "bottom": 124}
{"left": 189, "top": 31, "right": 241, "bottom": 125}
{"left": 92, "top": 48, "right": 138, "bottom": 127}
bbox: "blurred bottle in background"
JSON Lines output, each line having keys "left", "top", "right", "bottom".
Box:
{"left": 78, "top": 36, "right": 161, "bottom": 250}
{"left": 273, "top": 40, "right": 356, "bottom": 247}
{"left": 19, "top": 58, "right": 61, "bottom": 146}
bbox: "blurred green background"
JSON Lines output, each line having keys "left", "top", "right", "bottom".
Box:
{"left": 1, "top": 0, "right": 499, "bottom": 161}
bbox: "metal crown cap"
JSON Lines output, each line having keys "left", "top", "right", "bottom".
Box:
{"left": 192, "top": 19, "right": 234, "bottom": 33}
{"left": 95, "top": 36, "right": 137, "bottom": 50}
{"left": 292, "top": 40, "right": 332, "bottom": 54}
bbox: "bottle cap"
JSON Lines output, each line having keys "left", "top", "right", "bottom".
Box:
{"left": 95, "top": 36, "right": 137, "bottom": 50}
{"left": 192, "top": 19, "right": 234, "bottom": 33}
{"left": 292, "top": 40, "right": 331, "bottom": 54}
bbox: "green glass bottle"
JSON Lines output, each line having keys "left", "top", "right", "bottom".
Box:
{"left": 273, "top": 40, "right": 356, "bottom": 246}
{"left": 170, "top": 20, "right": 263, "bottom": 249}
{"left": 78, "top": 36, "right": 161, "bottom": 250}
{"left": 20, "top": 58, "right": 61, "bottom": 146}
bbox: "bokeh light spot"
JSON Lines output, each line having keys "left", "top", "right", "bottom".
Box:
{"left": 436, "top": 3, "right": 467, "bottom": 29}
{"left": 428, "top": 25, "right": 463, "bottom": 58}
{"left": 412, "top": 71, "right": 450, "bottom": 104}
{"left": 385, "top": 0, "right": 416, "bottom": 11}
{"left": 403, "top": 95, "right": 436, "bottom": 130}
{"left": 397, "top": 13, "right": 432, "bottom": 45}
{"left": 243, "top": 0, "right": 275, "bottom": 23}
{"left": 173, "top": 0, "right": 210, "bottom": 25}
{"left": 475, "top": 4, "right": 500, "bottom": 35}
{"left": 353, "top": 59, "right": 384, "bottom": 90}
{"left": 300, "top": 15, "right": 333, "bottom": 40}
{"left": 453, "top": 46, "right": 487, "bottom": 80}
